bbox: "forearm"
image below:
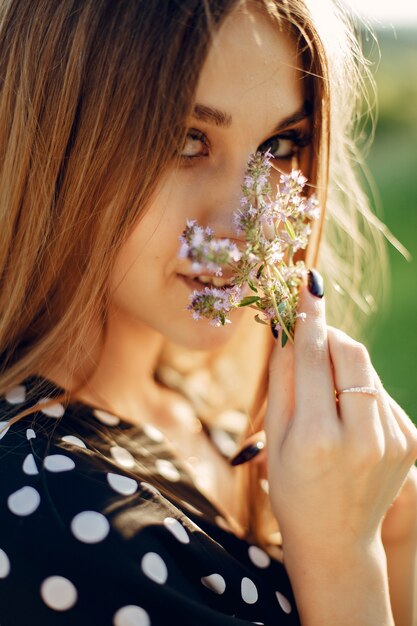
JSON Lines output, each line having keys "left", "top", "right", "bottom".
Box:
{"left": 282, "top": 538, "right": 395, "bottom": 626}
{"left": 381, "top": 465, "right": 417, "bottom": 626}
{"left": 383, "top": 535, "right": 417, "bottom": 626}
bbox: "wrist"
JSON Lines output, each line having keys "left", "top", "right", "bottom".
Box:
{"left": 283, "top": 532, "right": 387, "bottom": 574}
{"left": 282, "top": 537, "right": 395, "bottom": 626}
{"left": 281, "top": 524, "right": 386, "bottom": 565}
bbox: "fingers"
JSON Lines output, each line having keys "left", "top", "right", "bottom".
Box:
{"left": 372, "top": 366, "right": 417, "bottom": 463}
{"left": 370, "top": 367, "right": 409, "bottom": 456}
{"left": 326, "top": 326, "right": 381, "bottom": 438}
{"left": 229, "top": 429, "right": 267, "bottom": 467}
{"left": 267, "top": 275, "right": 337, "bottom": 441}
{"left": 327, "top": 326, "right": 417, "bottom": 464}
{"left": 293, "top": 283, "right": 336, "bottom": 420}
{"left": 266, "top": 268, "right": 417, "bottom": 470}
{"left": 265, "top": 332, "right": 295, "bottom": 443}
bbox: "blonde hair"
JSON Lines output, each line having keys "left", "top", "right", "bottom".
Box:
{"left": 0, "top": 0, "right": 389, "bottom": 549}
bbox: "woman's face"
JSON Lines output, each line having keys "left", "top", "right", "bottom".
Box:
{"left": 109, "top": 6, "right": 312, "bottom": 351}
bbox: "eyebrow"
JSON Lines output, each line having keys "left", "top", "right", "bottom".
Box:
{"left": 191, "top": 100, "right": 312, "bottom": 133}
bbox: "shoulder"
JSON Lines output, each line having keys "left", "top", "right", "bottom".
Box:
{"left": 0, "top": 383, "right": 193, "bottom": 622}
{"left": 0, "top": 379, "right": 299, "bottom": 626}
{"left": 0, "top": 379, "right": 166, "bottom": 522}
{"left": 0, "top": 377, "right": 218, "bottom": 564}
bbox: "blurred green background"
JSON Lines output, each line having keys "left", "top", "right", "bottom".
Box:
{"left": 363, "top": 27, "right": 417, "bottom": 424}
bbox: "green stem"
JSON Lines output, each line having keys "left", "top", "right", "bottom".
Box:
{"left": 265, "top": 265, "right": 294, "bottom": 344}
{"left": 271, "top": 264, "right": 285, "bottom": 284}
{"left": 271, "top": 264, "right": 294, "bottom": 306}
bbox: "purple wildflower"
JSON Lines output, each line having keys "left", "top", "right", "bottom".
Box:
{"left": 186, "top": 285, "right": 242, "bottom": 326}
{"left": 177, "top": 148, "right": 320, "bottom": 342}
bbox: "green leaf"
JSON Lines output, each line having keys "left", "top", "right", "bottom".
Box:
{"left": 238, "top": 296, "right": 261, "bottom": 307}
{"left": 285, "top": 220, "right": 296, "bottom": 240}
{"left": 256, "top": 264, "right": 265, "bottom": 279}
{"left": 281, "top": 331, "right": 289, "bottom": 348}
{"left": 254, "top": 314, "right": 267, "bottom": 326}
{"left": 248, "top": 281, "right": 258, "bottom": 293}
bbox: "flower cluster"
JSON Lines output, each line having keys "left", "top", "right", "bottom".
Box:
{"left": 178, "top": 220, "right": 242, "bottom": 276}
{"left": 177, "top": 148, "right": 320, "bottom": 344}
{"left": 187, "top": 285, "right": 243, "bottom": 327}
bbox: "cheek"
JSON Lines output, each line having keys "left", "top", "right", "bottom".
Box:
{"left": 109, "top": 214, "right": 180, "bottom": 310}
{"left": 109, "top": 225, "right": 152, "bottom": 302}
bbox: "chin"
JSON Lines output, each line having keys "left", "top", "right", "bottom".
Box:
{"left": 168, "top": 312, "right": 244, "bottom": 352}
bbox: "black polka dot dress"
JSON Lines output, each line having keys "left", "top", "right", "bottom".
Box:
{"left": 0, "top": 376, "right": 301, "bottom": 625}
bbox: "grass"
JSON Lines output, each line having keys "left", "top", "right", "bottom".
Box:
{"left": 362, "top": 27, "right": 417, "bottom": 422}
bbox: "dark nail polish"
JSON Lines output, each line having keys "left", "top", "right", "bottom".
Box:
{"left": 229, "top": 440, "right": 264, "bottom": 466}
{"left": 270, "top": 321, "right": 279, "bottom": 340}
{"left": 307, "top": 268, "right": 324, "bottom": 298}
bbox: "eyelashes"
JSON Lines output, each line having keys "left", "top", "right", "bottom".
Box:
{"left": 180, "top": 129, "right": 209, "bottom": 161}
{"left": 179, "top": 127, "right": 312, "bottom": 163}
{"left": 257, "top": 128, "right": 312, "bottom": 159}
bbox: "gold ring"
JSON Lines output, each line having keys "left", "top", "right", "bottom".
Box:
{"left": 336, "top": 386, "right": 378, "bottom": 398}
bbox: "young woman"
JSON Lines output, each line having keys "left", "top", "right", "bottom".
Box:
{"left": 0, "top": 1, "right": 416, "bottom": 624}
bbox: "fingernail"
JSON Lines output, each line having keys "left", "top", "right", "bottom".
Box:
{"left": 307, "top": 268, "right": 324, "bottom": 298}
{"left": 229, "top": 440, "right": 264, "bottom": 466}
{"left": 270, "top": 321, "right": 279, "bottom": 340}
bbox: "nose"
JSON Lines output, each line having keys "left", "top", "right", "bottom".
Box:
{"left": 198, "top": 157, "right": 250, "bottom": 243}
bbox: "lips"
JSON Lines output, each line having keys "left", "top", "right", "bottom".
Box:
{"left": 178, "top": 274, "right": 234, "bottom": 291}
{"left": 184, "top": 271, "right": 236, "bottom": 282}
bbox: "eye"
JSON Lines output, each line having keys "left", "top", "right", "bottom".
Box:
{"left": 179, "top": 129, "right": 209, "bottom": 160}
{"left": 257, "top": 129, "right": 311, "bottom": 160}
{"left": 178, "top": 127, "right": 311, "bottom": 164}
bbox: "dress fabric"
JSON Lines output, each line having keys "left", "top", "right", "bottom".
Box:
{"left": 0, "top": 375, "right": 301, "bottom": 626}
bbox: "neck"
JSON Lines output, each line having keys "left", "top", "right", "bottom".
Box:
{"left": 40, "top": 302, "right": 182, "bottom": 425}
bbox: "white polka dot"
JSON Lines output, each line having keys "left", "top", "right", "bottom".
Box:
{"left": 23, "top": 453, "right": 39, "bottom": 475}
{"left": 38, "top": 398, "right": 65, "bottom": 418}
{"left": 110, "top": 446, "right": 136, "bottom": 469}
{"left": 61, "top": 435, "right": 87, "bottom": 448}
{"left": 107, "top": 473, "right": 138, "bottom": 496}
{"left": 201, "top": 573, "right": 226, "bottom": 594}
{"left": 93, "top": 409, "right": 120, "bottom": 426}
{"left": 276, "top": 591, "right": 292, "bottom": 614}
{"left": 140, "top": 482, "right": 161, "bottom": 497}
{"left": 113, "top": 604, "right": 150, "bottom": 626}
{"left": 71, "top": 511, "right": 110, "bottom": 544}
{"left": 155, "top": 459, "right": 180, "bottom": 482}
{"left": 248, "top": 545, "right": 270, "bottom": 568}
{"left": 5, "top": 384, "right": 26, "bottom": 404}
{"left": 0, "top": 421, "right": 10, "bottom": 440}
{"left": 163, "top": 517, "right": 190, "bottom": 544}
{"left": 7, "top": 486, "right": 40, "bottom": 516}
{"left": 44, "top": 454, "right": 75, "bottom": 472}
{"left": 26, "top": 428, "right": 36, "bottom": 440}
{"left": 0, "top": 549, "right": 10, "bottom": 578}
{"left": 241, "top": 577, "right": 258, "bottom": 604}
{"left": 142, "top": 423, "right": 164, "bottom": 442}
{"left": 141, "top": 552, "right": 168, "bottom": 585}
{"left": 40, "top": 575, "right": 77, "bottom": 611}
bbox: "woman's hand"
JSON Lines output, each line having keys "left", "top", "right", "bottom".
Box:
{"left": 263, "top": 279, "right": 417, "bottom": 554}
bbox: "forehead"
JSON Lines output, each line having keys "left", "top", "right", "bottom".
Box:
{"left": 193, "top": 7, "right": 304, "bottom": 131}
